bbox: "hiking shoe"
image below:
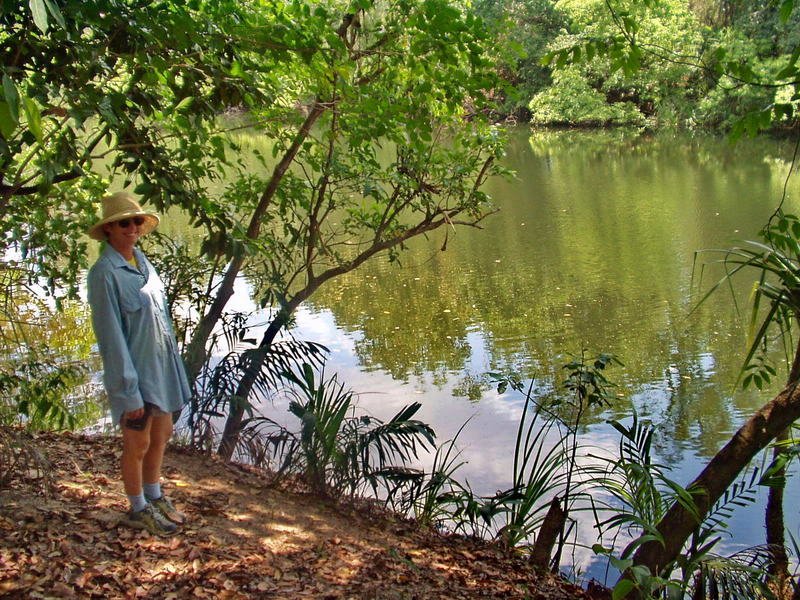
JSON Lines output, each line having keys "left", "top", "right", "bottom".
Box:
{"left": 121, "top": 503, "right": 178, "bottom": 536}
{"left": 149, "top": 495, "right": 187, "bottom": 525}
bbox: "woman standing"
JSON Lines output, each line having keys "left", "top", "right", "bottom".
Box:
{"left": 87, "top": 191, "right": 191, "bottom": 536}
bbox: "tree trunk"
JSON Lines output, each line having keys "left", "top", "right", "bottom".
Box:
{"left": 212, "top": 202, "right": 491, "bottom": 459}
{"left": 765, "top": 428, "right": 791, "bottom": 597}
{"left": 182, "top": 13, "right": 359, "bottom": 381}
{"left": 530, "top": 497, "right": 566, "bottom": 570}
{"left": 183, "top": 102, "right": 327, "bottom": 382}
{"left": 629, "top": 377, "right": 800, "bottom": 579}
{"left": 764, "top": 338, "right": 800, "bottom": 597}
{"left": 184, "top": 254, "right": 246, "bottom": 382}
{"left": 216, "top": 313, "right": 288, "bottom": 460}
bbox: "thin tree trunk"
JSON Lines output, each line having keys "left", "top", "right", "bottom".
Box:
{"left": 183, "top": 102, "right": 327, "bottom": 382}
{"left": 530, "top": 497, "right": 566, "bottom": 569}
{"left": 214, "top": 218, "right": 436, "bottom": 460}
{"left": 764, "top": 338, "right": 800, "bottom": 597}
{"left": 765, "top": 428, "right": 791, "bottom": 596}
{"left": 182, "top": 12, "right": 362, "bottom": 381}
{"left": 184, "top": 254, "right": 246, "bottom": 382}
{"left": 216, "top": 314, "right": 288, "bottom": 460}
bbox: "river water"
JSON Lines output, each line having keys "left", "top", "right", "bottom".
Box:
{"left": 212, "top": 127, "right": 799, "bottom": 582}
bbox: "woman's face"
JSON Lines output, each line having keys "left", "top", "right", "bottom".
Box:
{"left": 103, "top": 216, "right": 144, "bottom": 254}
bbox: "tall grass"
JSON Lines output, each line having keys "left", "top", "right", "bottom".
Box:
{"left": 499, "top": 379, "right": 569, "bottom": 550}
{"left": 389, "top": 419, "right": 472, "bottom": 531}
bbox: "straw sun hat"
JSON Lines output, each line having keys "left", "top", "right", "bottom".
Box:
{"left": 87, "top": 191, "right": 160, "bottom": 241}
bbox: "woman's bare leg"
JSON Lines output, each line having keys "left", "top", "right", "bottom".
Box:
{"left": 121, "top": 418, "right": 152, "bottom": 497}
{"left": 143, "top": 412, "right": 173, "bottom": 486}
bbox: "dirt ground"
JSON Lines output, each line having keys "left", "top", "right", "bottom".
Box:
{"left": 0, "top": 430, "right": 605, "bottom": 599}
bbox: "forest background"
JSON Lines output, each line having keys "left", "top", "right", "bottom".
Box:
{"left": 2, "top": 0, "right": 800, "bottom": 599}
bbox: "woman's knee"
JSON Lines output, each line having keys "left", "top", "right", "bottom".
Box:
{"left": 122, "top": 431, "right": 151, "bottom": 459}
{"left": 148, "top": 414, "right": 173, "bottom": 448}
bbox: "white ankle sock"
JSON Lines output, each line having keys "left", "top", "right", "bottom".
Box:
{"left": 143, "top": 482, "right": 162, "bottom": 500}
{"left": 128, "top": 492, "right": 147, "bottom": 512}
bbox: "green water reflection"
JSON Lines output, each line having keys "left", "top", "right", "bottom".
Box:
{"left": 298, "top": 128, "right": 800, "bottom": 457}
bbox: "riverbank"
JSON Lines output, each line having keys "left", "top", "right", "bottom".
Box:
{"left": 0, "top": 429, "right": 604, "bottom": 599}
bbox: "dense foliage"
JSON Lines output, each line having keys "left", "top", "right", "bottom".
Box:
{"left": 0, "top": 0, "right": 272, "bottom": 295}
{"left": 0, "top": 0, "right": 505, "bottom": 435}
{"left": 473, "top": 0, "right": 800, "bottom": 131}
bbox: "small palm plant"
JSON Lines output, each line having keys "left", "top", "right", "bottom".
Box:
{"left": 590, "top": 414, "right": 775, "bottom": 599}
{"left": 387, "top": 419, "right": 475, "bottom": 533}
{"left": 186, "top": 311, "right": 328, "bottom": 460}
{"left": 279, "top": 363, "right": 436, "bottom": 497}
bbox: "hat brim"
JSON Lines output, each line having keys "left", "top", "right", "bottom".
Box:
{"left": 87, "top": 211, "right": 160, "bottom": 241}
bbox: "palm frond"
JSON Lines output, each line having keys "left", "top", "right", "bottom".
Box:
{"left": 185, "top": 332, "right": 329, "bottom": 450}
{"left": 589, "top": 415, "right": 686, "bottom": 560}
{"left": 691, "top": 546, "right": 777, "bottom": 600}
{"left": 693, "top": 215, "right": 800, "bottom": 388}
{"left": 279, "top": 364, "right": 438, "bottom": 497}
{"left": 236, "top": 416, "right": 298, "bottom": 473}
{"left": 356, "top": 403, "right": 436, "bottom": 470}
{"left": 696, "top": 468, "right": 761, "bottom": 550}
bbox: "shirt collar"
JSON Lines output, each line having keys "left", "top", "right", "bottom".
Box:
{"left": 102, "top": 245, "right": 147, "bottom": 276}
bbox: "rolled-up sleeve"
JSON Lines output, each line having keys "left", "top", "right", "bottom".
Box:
{"left": 87, "top": 265, "right": 144, "bottom": 421}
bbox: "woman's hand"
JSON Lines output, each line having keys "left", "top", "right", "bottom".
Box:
{"left": 125, "top": 407, "right": 145, "bottom": 420}
{"left": 124, "top": 405, "right": 150, "bottom": 431}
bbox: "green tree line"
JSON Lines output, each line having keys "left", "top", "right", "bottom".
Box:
{"left": 475, "top": 0, "right": 800, "bottom": 131}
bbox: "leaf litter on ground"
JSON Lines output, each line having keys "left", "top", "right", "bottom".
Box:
{"left": 0, "top": 429, "right": 604, "bottom": 599}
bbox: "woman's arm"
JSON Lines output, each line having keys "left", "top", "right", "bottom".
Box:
{"left": 87, "top": 266, "right": 144, "bottom": 417}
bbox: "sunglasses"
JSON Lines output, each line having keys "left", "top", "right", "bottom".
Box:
{"left": 115, "top": 216, "right": 146, "bottom": 229}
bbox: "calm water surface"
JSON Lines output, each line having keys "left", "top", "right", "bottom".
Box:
{"left": 210, "top": 128, "right": 800, "bottom": 581}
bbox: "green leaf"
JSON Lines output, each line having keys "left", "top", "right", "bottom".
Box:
{"left": 0, "top": 101, "right": 16, "bottom": 138}
{"left": 612, "top": 579, "right": 635, "bottom": 600}
{"left": 608, "top": 555, "right": 634, "bottom": 571}
{"left": 779, "top": 0, "right": 794, "bottom": 23}
{"left": 775, "top": 63, "right": 797, "bottom": 80}
{"left": 29, "top": 0, "right": 49, "bottom": 33}
{"left": 742, "top": 373, "right": 753, "bottom": 389}
{"left": 174, "top": 96, "right": 194, "bottom": 112}
{"left": 23, "top": 97, "right": 43, "bottom": 142}
{"left": 2, "top": 76, "right": 19, "bottom": 124}
{"left": 230, "top": 61, "right": 244, "bottom": 77}
{"left": 43, "top": 0, "right": 65, "bottom": 29}
{"left": 621, "top": 15, "right": 636, "bottom": 34}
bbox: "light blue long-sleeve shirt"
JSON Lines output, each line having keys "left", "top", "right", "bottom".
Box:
{"left": 87, "top": 245, "right": 191, "bottom": 425}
